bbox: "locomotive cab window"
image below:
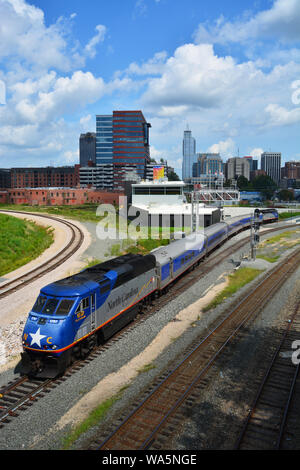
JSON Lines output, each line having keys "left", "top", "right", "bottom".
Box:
{"left": 76, "top": 298, "right": 89, "bottom": 312}
{"left": 56, "top": 299, "right": 74, "bottom": 316}
{"left": 32, "top": 295, "right": 47, "bottom": 313}
{"left": 43, "top": 298, "right": 59, "bottom": 315}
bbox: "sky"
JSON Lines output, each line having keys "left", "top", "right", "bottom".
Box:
{"left": 0, "top": 0, "right": 299, "bottom": 177}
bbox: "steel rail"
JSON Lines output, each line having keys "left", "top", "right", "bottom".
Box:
{"left": 235, "top": 300, "right": 300, "bottom": 450}
{"left": 97, "top": 247, "right": 300, "bottom": 450}
{"left": 0, "top": 210, "right": 84, "bottom": 298}
{"left": 0, "top": 221, "right": 298, "bottom": 431}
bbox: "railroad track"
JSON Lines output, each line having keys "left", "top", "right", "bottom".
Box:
{"left": 0, "top": 222, "right": 298, "bottom": 431}
{"left": 0, "top": 210, "right": 85, "bottom": 299}
{"left": 0, "top": 376, "right": 53, "bottom": 425}
{"left": 95, "top": 246, "right": 300, "bottom": 450}
{"left": 235, "top": 300, "right": 300, "bottom": 450}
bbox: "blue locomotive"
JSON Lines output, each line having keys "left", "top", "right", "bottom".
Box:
{"left": 21, "top": 210, "right": 277, "bottom": 377}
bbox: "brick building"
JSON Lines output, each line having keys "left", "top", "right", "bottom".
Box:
{"left": 9, "top": 165, "right": 80, "bottom": 189}
{"left": 281, "top": 161, "right": 300, "bottom": 179}
{"left": 0, "top": 187, "right": 122, "bottom": 206}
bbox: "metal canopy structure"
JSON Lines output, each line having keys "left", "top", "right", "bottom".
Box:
{"left": 192, "top": 188, "right": 240, "bottom": 204}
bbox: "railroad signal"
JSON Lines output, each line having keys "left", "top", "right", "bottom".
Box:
{"left": 251, "top": 208, "right": 260, "bottom": 260}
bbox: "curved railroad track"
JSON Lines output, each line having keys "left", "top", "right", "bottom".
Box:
{"left": 0, "top": 210, "right": 85, "bottom": 299}
{"left": 95, "top": 246, "right": 300, "bottom": 450}
{"left": 0, "top": 221, "right": 298, "bottom": 432}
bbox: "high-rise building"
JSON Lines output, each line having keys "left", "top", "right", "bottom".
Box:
{"left": 113, "top": 110, "right": 151, "bottom": 189}
{"left": 243, "top": 156, "right": 253, "bottom": 171}
{"left": 193, "top": 153, "right": 223, "bottom": 177}
{"left": 79, "top": 132, "right": 96, "bottom": 166}
{"left": 182, "top": 127, "right": 196, "bottom": 180}
{"left": 261, "top": 152, "right": 281, "bottom": 184}
{"left": 96, "top": 115, "right": 113, "bottom": 165}
{"left": 226, "top": 157, "right": 250, "bottom": 181}
{"left": 95, "top": 110, "right": 151, "bottom": 190}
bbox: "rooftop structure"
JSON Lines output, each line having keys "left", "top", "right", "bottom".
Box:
{"left": 131, "top": 180, "right": 220, "bottom": 228}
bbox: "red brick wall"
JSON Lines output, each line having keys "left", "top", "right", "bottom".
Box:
{"left": 1, "top": 188, "right": 123, "bottom": 206}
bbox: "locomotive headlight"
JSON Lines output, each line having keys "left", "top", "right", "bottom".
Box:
{"left": 51, "top": 345, "right": 58, "bottom": 350}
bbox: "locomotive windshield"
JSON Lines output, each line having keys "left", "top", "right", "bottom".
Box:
{"left": 32, "top": 295, "right": 74, "bottom": 316}
{"left": 32, "top": 295, "right": 47, "bottom": 313}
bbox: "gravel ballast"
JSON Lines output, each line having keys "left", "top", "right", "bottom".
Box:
{"left": 0, "top": 224, "right": 299, "bottom": 450}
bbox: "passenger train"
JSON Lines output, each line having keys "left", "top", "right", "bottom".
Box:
{"left": 21, "top": 209, "right": 278, "bottom": 377}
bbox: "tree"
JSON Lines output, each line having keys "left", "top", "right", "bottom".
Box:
{"left": 168, "top": 169, "right": 180, "bottom": 181}
{"left": 237, "top": 175, "right": 250, "bottom": 190}
{"left": 252, "top": 175, "right": 277, "bottom": 200}
{"left": 278, "top": 189, "right": 294, "bottom": 201}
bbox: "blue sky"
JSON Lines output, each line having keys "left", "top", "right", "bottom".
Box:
{"left": 0, "top": 0, "right": 299, "bottom": 176}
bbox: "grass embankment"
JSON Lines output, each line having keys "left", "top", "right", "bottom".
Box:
{"left": 0, "top": 203, "right": 102, "bottom": 223}
{"left": 62, "top": 395, "right": 120, "bottom": 449}
{"left": 203, "top": 267, "right": 263, "bottom": 312}
{"left": 256, "top": 230, "right": 300, "bottom": 263}
{"left": 0, "top": 213, "right": 54, "bottom": 276}
{"left": 278, "top": 211, "right": 300, "bottom": 220}
{"left": 62, "top": 386, "right": 129, "bottom": 449}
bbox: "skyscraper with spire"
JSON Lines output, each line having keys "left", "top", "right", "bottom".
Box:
{"left": 182, "top": 126, "right": 196, "bottom": 180}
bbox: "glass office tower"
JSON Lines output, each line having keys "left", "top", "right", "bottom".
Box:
{"left": 96, "top": 115, "right": 113, "bottom": 165}
{"left": 182, "top": 128, "right": 196, "bottom": 180}
{"left": 113, "top": 110, "right": 151, "bottom": 189}
{"left": 79, "top": 132, "right": 96, "bottom": 167}
{"left": 96, "top": 111, "right": 151, "bottom": 190}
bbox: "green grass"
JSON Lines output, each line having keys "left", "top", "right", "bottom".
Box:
{"left": 83, "top": 258, "right": 103, "bottom": 269}
{"left": 278, "top": 211, "right": 300, "bottom": 220}
{"left": 0, "top": 213, "right": 54, "bottom": 276}
{"left": 137, "top": 363, "right": 156, "bottom": 374}
{"left": 263, "top": 231, "right": 298, "bottom": 244}
{"left": 0, "top": 203, "right": 106, "bottom": 223}
{"left": 256, "top": 254, "right": 280, "bottom": 263}
{"left": 62, "top": 394, "right": 122, "bottom": 450}
{"left": 203, "top": 267, "right": 263, "bottom": 312}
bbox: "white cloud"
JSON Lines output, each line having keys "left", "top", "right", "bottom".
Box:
{"left": 14, "top": 71, "right": 106, "bottom": 124}
{"left": 84, "top": 24, "right": 107, "bottom": 59}
{"left": 125, "top": 51, "right": 168, "bottom": 76}
{"left": 250, "top": 148, "right": 264, "bottom": 162}
{"left": 0, "top": 0, "right": 73, "bottom": 71}
{"left": 264, "top": 103, "right": 300, "bottom": 127}
{"left": 207, "top": 138, "right": 236, "bottom": 157}
{"left": 141, "top": 43, "right": 240, "bottom": 110}
{"left": 79, "top": 114, "right": 92, "bottom": 129}
{"left": 194, "top": 0, "right": 300, "bottom": 44}
{"left": 139, "top": 42, "right": 300, "bottom": 128}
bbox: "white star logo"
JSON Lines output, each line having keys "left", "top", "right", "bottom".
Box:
{"left": 29, "top": 328, "right": 46, "bottom": 348}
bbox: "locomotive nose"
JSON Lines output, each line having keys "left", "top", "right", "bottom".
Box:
{"left": 22, "top": 317, "right": 61, "bottom": 351}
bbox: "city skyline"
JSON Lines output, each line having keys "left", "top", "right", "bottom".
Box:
{"left": 0, "top": 0, "right": 299, "bottom": 175}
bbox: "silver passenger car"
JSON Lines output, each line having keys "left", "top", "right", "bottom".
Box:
{"left": 152, "top": 232, "right": 207, "bottom": 290}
